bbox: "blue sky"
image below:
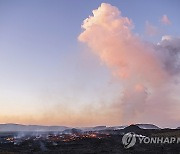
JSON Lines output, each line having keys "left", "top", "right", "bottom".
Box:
{"left": 0, "top": 0, "right": 179, "bottom": 126}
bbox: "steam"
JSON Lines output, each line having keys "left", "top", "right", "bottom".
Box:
{"left": 78, "top": 3, "right": 180, "bottom": 127}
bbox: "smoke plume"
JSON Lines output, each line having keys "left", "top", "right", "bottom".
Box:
{"left": 78, "top": 3, "right": 180, "bottom": 127}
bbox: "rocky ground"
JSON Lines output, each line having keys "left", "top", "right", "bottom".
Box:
{"left": 0, "top": 125, "right": 180, "bottom": 153}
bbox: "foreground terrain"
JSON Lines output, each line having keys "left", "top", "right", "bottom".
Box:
{"left": 0, "top": 124, "right": 180, "bottom": 153}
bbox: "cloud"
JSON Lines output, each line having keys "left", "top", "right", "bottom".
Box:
{"left": 145, "top": 21, "right": 158, "bottom": 36}
{"left": 78, "top": 3, "right": 180, "bottom": 127}
{"left": 161, "top": 14, "right": 171, "bottom": 25}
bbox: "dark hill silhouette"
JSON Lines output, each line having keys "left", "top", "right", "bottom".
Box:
{"left": 123, "top": 125, "right": 142, "bottom": 133}
{"left": 0, "top": 123, "right": 68, "bottom": 132}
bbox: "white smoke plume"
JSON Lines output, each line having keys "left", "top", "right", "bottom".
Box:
{"left": 78, "top": 3, "right": 180, "bottom": 127}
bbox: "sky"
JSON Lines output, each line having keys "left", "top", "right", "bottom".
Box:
{"left": 0, "top": 0, "right": 180, "bottom": 128}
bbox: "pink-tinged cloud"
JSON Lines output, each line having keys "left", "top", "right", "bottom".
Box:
{"left": 78, "top": 3, "right": 180, "bottom": 127}
{"left": 161, "top": 14, "right": 171, "bottom": 25}
{"left": 145, "top": 21, "right": 158, "bottom": 36}
{"left": 79, "top": 3, "right": 166, "bottom": 84}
